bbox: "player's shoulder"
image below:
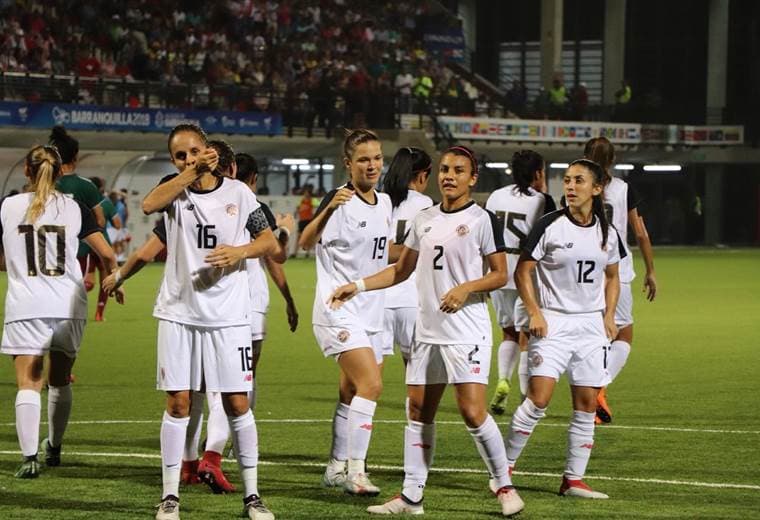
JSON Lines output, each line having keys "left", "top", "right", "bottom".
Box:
{"left": 533, "top": 208, "right": 567, "bottom": 233}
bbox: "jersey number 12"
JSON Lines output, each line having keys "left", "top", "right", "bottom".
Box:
{"left": 19, "top": 225, "right": 66, "bottom": 276}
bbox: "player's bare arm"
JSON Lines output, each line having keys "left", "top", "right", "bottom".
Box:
{"left": 604, "top": 262, "right": 621, "bottom": 340}
{"left": 329, "top": 246, "right": 419, "bottom": 309}
{"left": 629, "top": 209, "right": 657, "bottom": 301}
{"left": 263, "top": 255, "right": 298, "bottom": 332}
{"left": 102, "top": 235, "right": 165, "bottom": 292}
{"left": 298, "top": 187, "right": 354, "bottom": 250}
{"left": 440, "top": 251, "right": 507, "bottom": 314}
{"left": 84, "top": 231, "right": 125, "bottom": 304}
{"left": 205, "top": 227, "right": 278, "bottom": 267}
{"left": 142, "top": 148, "right": 218, "bottom": 214}
{"left": 92, "top": 203, "right": 106, "bottom": 228}
{"left": 515, "top": 254, "right": 547, "bottom": 338}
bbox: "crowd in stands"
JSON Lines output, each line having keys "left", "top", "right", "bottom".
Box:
{"left": 0, "top": 0, "right": 489, "bottom": 129}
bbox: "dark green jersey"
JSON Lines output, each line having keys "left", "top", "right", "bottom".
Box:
{"left": 78, "top": 198, "right": 117, "bottom": 257}
{"left": 56, "top": 174, "right": 106, "bottom": 258}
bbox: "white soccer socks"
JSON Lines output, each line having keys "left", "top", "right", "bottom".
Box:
{"left": 402, "top": 420, "right": 435, "bottom": 503}
{"left": 347, "top": 396, "right": 377, "bottom": 476}
{"left": 47, "top": 384, "right": 73, "bottom": 449}
{"left": 506, "top": 398, "right": 546, "bottom": 465}
{"left": 183, "top": 391, "right": 205, "bottom": 461}
{"left": 468, "top": 415, "right": 512, "bottom": 489}
{"left": 16, "top": 389, "right": 41, "bottom": 457}
{"left": 161, "top": 411, "right": 190, "bottom": 499}
{"left": 229, "top": 410, "right": 259, "bottom": 497}
{"left": 565, "top": 410, "right": 596, "bottom": 480}
{"left": 607, "top": 340, "right": 631, "bottom": 382}
{"left": 330, "top": 401, "right": 351, "bottom": 462}
{"left": 497, "top": 340, "right": 520, "bottom": 381}
{"left": 518, "top": 351, "right": 529, "bottom": 396}
{"left": 205, "top": 391, "right": 230, "bottom": 455}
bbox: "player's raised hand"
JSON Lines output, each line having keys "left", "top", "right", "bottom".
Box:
{"left": 528, "top": 311, "right": 548, "bottom": 338}
{"left": 439, "top": 284, "right": 469, "bottom": 313}
{"left": 643, "top": 271, "right": 657, "bottom": 302}
{"left": 195, "top": 147, "right": 219, "bottom": 175}
{"left": 286, "top": 298, "right": 299, "bottom": 331}
{"left": 205, "top": 244, "right": 246, "bottom": 267}
{"left": 327, "top": 187, "right": 354, "bottom": 210}
{"left": 328, "top": 283, "right": 359, "bottom": 309}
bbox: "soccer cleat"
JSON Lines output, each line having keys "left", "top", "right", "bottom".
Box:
{"left": 242, "top": 494, "right": 275, "bottom": 520}
{"left": 155, "top": 495, "right": 180, "bottom": 520}
{"left": 559, "top": 477, "right": 609, "bottom": 499}
{"left": 595, "top": 388, "right": 612, "bottom": 424}
{"left": 489, "top": 379, "right": 511, "bottom": 415}
{"left": 180, "top": 459, "right": 200, "bottom": 485}
{"left": 321, "top": 459, "right": 347, "bottom": 488}
{"left": 344, "top": 472, "right": 381, "bottom": 496}
{"left": 497, "top": 486, "right": 525, "bottom": 516}
{"left": 198, "top": 452, "right": 236, "bottom": 493}
{"left": 41, "top": 437, "right": 61, "bottom": 467}
{"left": 366, "top": 495, "right": 424, "bottom": 515}
{"left": 14, "top": 455, "right": 40, "bottom": 479}
{"left": 488, "top": 466, "right": 515, "bottom": 494}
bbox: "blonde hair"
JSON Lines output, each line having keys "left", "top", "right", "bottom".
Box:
{"left": 25, "top": 145, "right": 63, "bottom": 224}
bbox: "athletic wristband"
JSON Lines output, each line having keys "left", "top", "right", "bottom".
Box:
{"left": 354, "top": 278, "right": 366, "bottom": 292}
{"left": 113, "top": 269, "right": 122, "bottom": 284}
{"left": 276, "top": 226, "right": 291, "bottom": 240}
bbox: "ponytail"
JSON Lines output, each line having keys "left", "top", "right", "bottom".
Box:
{"left": 25, "top": 146, "right": 63, "bottom": 224}
{"left": 383, "top": 147, "right": 432, "bottom": 208}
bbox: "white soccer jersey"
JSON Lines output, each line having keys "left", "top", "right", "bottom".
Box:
{"left": 404, "top": 201, "right": 505, "bottom": 346}
{"left": 524, "top": 208, "right": 626, "bottom": 314}
{"left": 247, "top": 203, "right": 278, "bottom": 313}
{"left": 486, "top": 185, "right": 556, "bottom": 289}
{"left": 1, "top": 193, "right": 98, "bottom": 322}
{"left": 603, "top": 177, "right": 639, "bottom": 283}
{"left": 385, "top": 190, "right": 434, "bottom": 309}
{"left": 312, "top": 184, "right": 392, "bottom": 333}
{"left": 152, "top": 175, "right": 270, "bottom": 327}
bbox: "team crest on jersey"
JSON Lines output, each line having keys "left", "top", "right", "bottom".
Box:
{"left": 529, "top": 352, "right": 543, "bottom": 367}
{"left": 226, "top": 203, "right": 238, "bottom": 216}
{"left": 456, "top": 224, "right": 469, "bottom": 236}
{"left": 337, "top": 330, "right": 351, "bottom": 342}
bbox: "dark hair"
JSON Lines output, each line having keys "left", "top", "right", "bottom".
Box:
{"left": 383, "top": 147, "right": 432, "bottom": 208}
{"left": 167, "top": 123, "right": 208, "bottom": 155}
{"left": 442, "top": 145, "right": 478, "bottom": 176}
{"left": 48, "top": 125, "right": 79, "bottom": 165}
{"left": 568, "top": 158, "right": 609, "bottom": 248}
{"left": 343, "top": 128, "right": 380, "bottom": 160}
{"left": 89, "top": 176, "right": 105, "bottom": 192}
{"left": 235, "top": 152, "right": 259, "bottom": 185}
{"left": 208, "top": 139, "right": 235, "bottom": 175}
{"left": 511, "top": 150, "right": 544, "bottom": 195}
{"left": 583, "top": 137, "right": 615, "bottom": 182}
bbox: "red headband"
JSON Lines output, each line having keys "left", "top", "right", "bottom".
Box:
{"left": 446, "top": 146, "right": 478, "bottom": 173}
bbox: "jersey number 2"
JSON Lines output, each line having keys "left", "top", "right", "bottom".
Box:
{"left": 433, "top": 245, "right": 444, "bottom": 270}
{"left": 19, "top": 225, "right": 65, "bottom": 277}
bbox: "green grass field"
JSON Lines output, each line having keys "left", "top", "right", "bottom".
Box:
{"left": 0, "top": 249, "right": 759, "bottom": 519}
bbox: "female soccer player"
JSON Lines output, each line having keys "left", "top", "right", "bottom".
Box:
{"left": 330, "top": 145, "right": 524, "bottom": 517}
{"left": 584, "top": 137, "right": 657, "bottom": 423}
{"left": 1, "top": 145, "right": 122, "bottom": 478}
{"left": 142, "top": 124, "right": 278, "bottom": 520}
{"left": 299, "top": 129, "right": 392, "bottom": 496}
{"left": 381, "top": 146, "right": 433, "bottom": 363}
{"left": 504, "top": 159, "right": 624, "bottom": 500}
{"left": 487, "top": 150, "right": 556, "bottom": 414}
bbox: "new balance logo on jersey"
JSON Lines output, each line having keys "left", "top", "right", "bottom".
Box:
{"left": 359, "top": 221, "right": 367, "bottom": 228}
{"left": 186, "top": 203, "right": 195, "bottom": 211}
{"left": 423, "top": 226, "right": 431, "bottom": 233}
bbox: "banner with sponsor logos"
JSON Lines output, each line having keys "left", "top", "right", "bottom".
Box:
{"left": 437, "top": 116, "right": 744, "bottom": 145}
{"left": 0, "top": 101, "right": 282, "bottom": 136}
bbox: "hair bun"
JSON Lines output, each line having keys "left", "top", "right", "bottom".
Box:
{"left": 49, "top": 125, "right": 69, "bottom": 140}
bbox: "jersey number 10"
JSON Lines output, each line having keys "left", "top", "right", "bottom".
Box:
{"left": 19, "top": 225, "right": 66, "bottom": 277}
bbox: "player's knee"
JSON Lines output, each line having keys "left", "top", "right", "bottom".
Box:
{"left": 356, "top": 378, "right": 382, "bottom": 400}
{"left": 166, "top": 393, "right": 191, "bottom": 417}
{"left": 458, "top": 402, "right": 487, "bottom": 428}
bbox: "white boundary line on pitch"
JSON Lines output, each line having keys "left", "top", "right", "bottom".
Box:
{"left": 0, "top": 449, "right": 757, "bottom": 491}
{"left": 1, "top": 418, "right": 758, "bottom": 435}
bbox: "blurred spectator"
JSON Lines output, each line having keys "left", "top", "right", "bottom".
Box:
{"left": 505, "top": 79, "right": 527, "bottom": 117}
{"left": 548, "top": 78, "right": 568, "bottom": 119}
{"left": 395, "top": 64, "right": 414, "bottom": 113}
{"left": 570, "top": 82, "right": 588, "bottom": 120}
{"left": 615, "top": 79, "right": 633, "bottom": 121}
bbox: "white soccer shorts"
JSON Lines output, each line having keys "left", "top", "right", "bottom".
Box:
{"left": 526, "top": 310, "right": 611, "bottom": 387}
{"left": 250, "top": 311, "right": 266, "bottom": 341}
{"left": 614, "top": 282, "right": 634, "bottom": 327}
{"left": 514, "top": 297, "right": 529, "bottom": 332}
{"left": 382, "top": 307, "right": 416, "bottom": 360}
{"left": 156, "top": 320, "right": 253, "bottom": 393}
{"left": 106, "top": 227, "right": 120, "bottom": 244}
{"left": 313, "top": 324, "right": 386, "bottom": 364}
{"left": 490, "top": 288, "right": 518, "bottom": 328}
{"left": 406, "top": 342, "right": 491, "bottom": 385}
{"left": 1, "top": 318, "right": 85, "bottom": 359}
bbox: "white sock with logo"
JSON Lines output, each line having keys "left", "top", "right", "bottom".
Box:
{"left": 402, "top": 420, "right": 435, "bottom": 502}
{"left": 229, "top": 410, "right": 259, "bottom": 497}
{"left": 468, "top": 415, "right": 512, "bottom": 489}
{"left": 506, "top": 398, "right": 546, "bottom": 465}
{"left": 565, "top": 410, "right": 596, "bottom": 479}
{"left": 161, "top": 411, "right": 190, "bottom": 499}
{"left": 518, "top": 351, "right": 529, "bottom": 396}
{"left": 347, "top": 396, "right": 376, "bottom": 476}
{"left": 16, "top": 389, "right": 41, "bottom": 457}
{"left": 47, "top": 384, "right": 73, "bottom": 449}
{"left": 205, "top": 391, "right": 230, "bottom": 455}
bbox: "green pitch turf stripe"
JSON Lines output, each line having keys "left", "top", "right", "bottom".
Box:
{"left": 1, "top": 450, "right": 758, "bottom": 491}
